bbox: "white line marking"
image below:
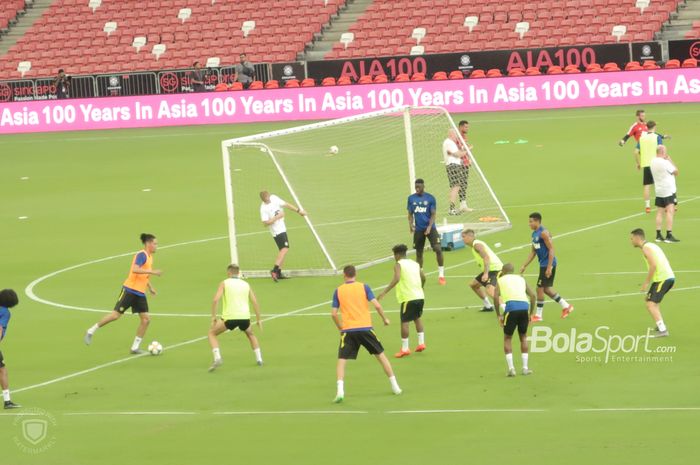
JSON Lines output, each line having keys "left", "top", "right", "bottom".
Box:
{"left": 585, "top": 270, "right": 700, "bottom": 275}
{"left": 386, "top": 409, "right": 547, "bottom": 414}
{"left": 576, "top": 407, "right": 700, "bottom": 412}
{"left": 63, "top": 411, "right": 198, "bottom": 416}
{"left": 213, "top": 411, "right": 368, "bottom": 416}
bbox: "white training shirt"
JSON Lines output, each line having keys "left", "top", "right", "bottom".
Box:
{"left": 260, "top": 194, "right": 287, "bottom": 237}
{"left": 442, "top": 138, "right": 462, "bottom": 166}
{"left": 650, "top": 157, "right": 677, "bottom": 198}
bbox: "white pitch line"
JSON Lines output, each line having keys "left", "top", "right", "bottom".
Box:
{"left": 386, "top": 409, "right": 547, "bottom": 414}
{"left": 576, "top": 407, "right": 700, "bottom": 412}
{"left": 64, "top": 411, "right": 198, "bottom": 416}
{"left": 584, "top": 270, "right": 700, "bottom": 276}
{"left": 213, "top": 410, "right": 368, "bottom": 416}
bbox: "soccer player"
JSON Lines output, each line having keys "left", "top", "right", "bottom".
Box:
{"left": 208, "top": 264, "right": 263, "bottom": 371}
{"left": 407, "top": 178, "right": 446, "bottom": 285}
{"left": 331, "top": 265, "right": 401, "bottom": 403}
{"left": 442, "top": 129, "right": 472, "bottom": 214}
{"left": 377, "top": 244, "right": 427, "bottom": 358}
{"left": 458, "top": 120, "right": 474, "bottom": 152}
{"left": 494, "top": 264, "right": 536, "bottom": 377}
{"left": 618, "top": 109, "right": 647, "bottom": 148}
{"left": 462, "top": 229, "right": 503, "bottom": 312}
{"left": 519, "top": 213, "right": 574, "bottom": 321}
{"left": 259, "top": 190, "right": 306, "bottom": 281}
{"left": 0, "top": 289, "right": 20, "bottom": 409}
{"left": 630, "top": 229, "right": 674, "bottom": 337}
{"left": 84, "top": 233, "right": 162, "bottom": 354}
{"left": 650, "top": 145, "right": 680, "bottom": 243}
{"left": 637, "top": 121, "right": 670, "bottom": 213}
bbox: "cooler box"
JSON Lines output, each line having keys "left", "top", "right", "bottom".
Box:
{"left": 437, "top": 223, "right": 464, "bottom": 251}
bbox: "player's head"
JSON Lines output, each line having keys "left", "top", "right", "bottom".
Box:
{"left": 227, "top": 264, "right": 241, "bottom": 277}
{"left": 447, "top": 128, "right": 459, "bottom": 143}
{"left": 656, "top": 145, "right": 667, "bottom": 158}
{"left": 140, "top": 233, "right": 158, "bottom": 253}
{"left": 458, "top": 120, "right": 469, "bottom": 133}
{"left": 636, "top": 109, "right": 645, "bottom": 121}
{"left": 193, "top": 60, "right": 200, "bottom": 69}
{"left": 646, "top": 120, "right": 656, "bottom": 131}
{"left": 239, "top": 53, "right": 247, "bottom": 63}
{"left": 0, "top": 289, "right": 18, "bottom": 308}
{"left": 528, "top": 212, "right": 542, "bottom": 230}
{"left": 630, "top": 228, "right": 646, "bottom": 247}
{"left": 414, "top": 178, "right": 425, "bottom": 194}
{"left": 461, "top": 228, "right": 476, "bottom": 246}
{"left": 500, "top": 263, "right": 514, "bottom": 275}
{"left": 259, "top": 190, "right": 271, "bottom": 202}
{"left": 343, "top": 265, "right": 356, "bottom": 280}
{"left": 392, "top": 244, "right": 408, "bottom": 260}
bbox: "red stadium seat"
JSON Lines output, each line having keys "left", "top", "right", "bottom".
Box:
{"left": 215, "top": 82, "right": 229, "bottom": 91}
{"left": 486, "top": 68, "right": 502, "bottom": 77}
{"left": 525, "top": 67, "right": 541, "bottom": 76}
{"left": 432, "top": 71, "right": 448, "bottom": 80}
{"left": 373, "top": 74, "right": 388, "bottom": 83}
{"left": 585, "top": 63, "right": 603, "bottom": 72}
{"left": 264, "top": 80, "right": 279, "bottom": 89}
{"left": 564, "top": 65, "right": 581, "bottom": 74}
{"left": 664, "top": 59, "right": 680, "bottom": 69}
{"left": 248, "top": 81, "right": 264, "bottom": 90}
{"left": 508, "top": 68, "right": 525, "bottom": 76}
{"left": 448, "top": 70, "right": 464, "bottom": 80}
{"left": 337, "top": 76, "right": 352, "bottom": 85}
{"left": 394, "top": 73, "right": 410, "bottom": 82}
{"left": 682, "top": 58, "right": 698, "bottom": 68}
{"left": 301, "top": 78, "right": 316, "bottom": 87}
{"left": 470, "top": 69, "right": 486, "bottom": 78}
{"left": 625, "top": 61, "right": 641, "bottom": 70}
{"left": 284, "top": 79, "right": 300, "bottom": 88}
{"left": 410, "top": 72, "right": 426, "bottom": 81}
{"left": 321, "top": 77, "right": 336, "bottom": 86}
{"left": 642, "top": 60, "right": 659, "bottom": 70}
{"left": 603, "top": 62, "right": 621, "bottom": 71}
{"left": 229, "top": 82, "right": 244, "bottom": 90}
{"left": 547, "top": 65, "right": 563, "bottom": 74}
{"left": 358, "top": 75, "right": 373, "bottom": 84}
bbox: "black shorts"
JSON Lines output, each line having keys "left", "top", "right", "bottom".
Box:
{"left": 655, "top": 193, "right": 678, "bottom": 208}
{"left": 475, "top": 271, "right": 499, "bottom": 287}
{"left": 646, "top": 279, "right": 674, "bottom": 303}
{"left": 273, "top": 232, "right": 289, "bottom": 250}
{"left": 537, "top": 266, "right": 556, "bottom": 288}
{"left": 446, "top": 164, "right": 469, "bottom": 188}
{"left": 503, "top": 310, "right": 529, "bottom": 336}
{"left": 114, "top": 288, "right": 149, "bottom": 314}
{"left": 224, "top": 319, "right": 251, "bottom": 331}
{"left": 643, "top": 166, "right": 654, "bottom": 186}
{"left": 400, "top": 299, "right": 424, "bottom": 322}
{"left": 414, "top": 228, "right": 439, "bottom": 251}
{"left": 0, "top": 350, "right": 4, "bottom": 368}
{"left": 338, "top": 330, "right": 384, "bottom": 360}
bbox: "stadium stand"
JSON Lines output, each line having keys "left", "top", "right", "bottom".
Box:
{"left": 0, "top": 0, "right": 345, "bottom": 77}
{"left": 325, "top": 0, "right": 682, "bottom": 59}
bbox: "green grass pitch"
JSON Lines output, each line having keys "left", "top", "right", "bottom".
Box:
{"left": 1, "top": 103, "right": 699, "bottom": 465}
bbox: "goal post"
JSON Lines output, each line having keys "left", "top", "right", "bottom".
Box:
{"left": 221, "top": 106, "right": 511, "bottom": 277}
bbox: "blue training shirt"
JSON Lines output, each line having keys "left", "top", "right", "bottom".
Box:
{"left": 331, "top": 283, "right": 375, "bottom": 308}
{"left": 0, "top": 306, "right": 10, "bottom": 341}
{"left": 532, "top": 226, "right": 557, "bottom": 268}
{"left": 407, "top": 192, "right": 437, "bottom": 233}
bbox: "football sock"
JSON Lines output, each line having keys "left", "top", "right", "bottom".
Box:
{"left": 666, "top": 230, "right": 673, "bottom": 238}
{"left": 253, "top": 348, "right": 262, "bottom": 362}
{"left": 401, "top": 338, "right": 409, "bottom": 351}
{"left": 483, "top": 297, "right": 493, "bottom": 308}
{"left": 389, "top": 376, "right": 401, "bottom": 393}
{"left": 336, "top": 380, "right": 344, "bottom": 397}
{"left": 449, "top": 202, "right": 456, "bottom": 210}
{"left": 645, "top": 200, "right": 650, "bottom": 208}
{"left": 536, "top": 301, "right": 544, "bottom": 317}
{"left": 656, "top": 229, "right": 662, "bottom": 237}
{"left": 2, "top": 390, "right": 10, "bottom": 402}
{"left": 87, "top": 323, "right": 99, "bottom": 335}
{"left": 505, "top": 353, "right": 515, "bottom": 370}
{"left": 212, "top": 348, "right": 221, "bottom": 361}
{"left": 656, "top": 320, "right": 667, "bottom": 332}
{"left": 552, "top": 294, "right": 570, "bottom": 309}
{"left": 522, "top": 353, "right": 529, "bottom": 370}
{"left": 417, "top": 332, "right": 425, "bottom": 345}
{"left": 438, "top": 266, "right": 445, "bottom": 278}
{"left": 131, "top": 337, "right": 142, "bottom": 351}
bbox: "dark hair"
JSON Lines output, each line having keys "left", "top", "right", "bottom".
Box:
{"left": 193, "top": 61, "right": 200, "bottom": 67}
{"left": 140, "top": 233, "right": 156, "bottom": 244}
{"left": 343, "top": 265, "right": 356, "bottom": 278}
{"left": 415, "top": 178, "right": 424, "bottom": 185}
{"left": 646, "top": 120, "right": 656, "bottom": 130}
{"left": 0, "top": 289, "right": 19, "bottom": 308}
{"left": 631, "top": 228, "right": 645, "bottom": 238}
{"left": 636, "top": 109, "right": 645, "bottom": 116}
{"left": 529, "top": 212, "right": 542, "bottom": 222}
{"left": 227, "top": 264, "right": 240, "bottom": 274}
{"left": 58, "top": 68, "right": 65, "bottom": 73}
{"left": 458, "top": 120, "right": 469, "bottom": 126}
{"left": 462, "top": 228, "right": 475, "bottom": 236}
{"left": 392, "top": 244, "right": 408, "bottom": 256}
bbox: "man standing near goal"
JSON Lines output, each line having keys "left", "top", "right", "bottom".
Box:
{"left": 442, "top": 129, "right": 472, "bottom": 215}
{"left": 650, "top": 145, "right": 680, "bottom": 243}
{"left": 637, "top": 121, "right": 670, "bottom": 214}
{"left": 259, "top": 191, "right": 306, "bottom": 281}
{"left": 407, "top": 179, "right": 446, "bottom": 285}
{"left": 331, "top": 265, "right": 401, "bottom": 403}
{"left": 377, "top": 244, "right": 427, "bottom": 358}
{"left": 519, "top": 213, "right": 574, "bottom": 321}
{"left": 462, "top": 229, "right": 503, "bottom": 312}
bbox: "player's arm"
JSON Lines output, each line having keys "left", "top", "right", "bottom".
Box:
{"left": 407, "top": 211, "right": 415, "bottom": 233}
{"left": 520, "top": 247, "right": 536, "bottom": 274}
{"left": 370, "top": 298, "right": 390, "bottom": 326}
{"left": 147, "top": 281, "right": 157, "bottom": 296}
{"left": 210, "top": 282, "right": 225, "bottom": 323}
{"left": 331, "top": 306, "right": 343, "bottom": 331}
{"left": 641, "top": 248, "right": 656, "bottom": 292}
{"left": 618, "top": 134, "right": 630, "bottom": 146}
{"left": 377, "top": 263, "right": 401, "bottom": 300}
{"left": 420, "top": 268, "right": 426, "bottom": 287}
{"left": 541, "top": 230, "right": 555, "bottom": 277}
{"left": 475, "top": 243, "right": 490, "bottom": 281}
{"left": 634, "top": 143, "right": 641, "bottom": 169}
{"left": 425, "top": 204, "right": 436, "bottom": 236}
{"left": 493, "top": 284, "right": 503, "bottom": 327}
{"left": 525, "top": 283, "right": 537, "bottom": 318}
{"left": 283, "top": 201, "right": 306, "bottom": 216}
{"left": 131, "top": 253, "right": 161, "bottom": 276}
{"left": 0, "top": 326, "right": 4, "bottom": 341}
{"left": 249, "top": 288, "right": 263, "bottom": 330}
{"left": 262, "top": 210, "right": 284, "bottom": 226}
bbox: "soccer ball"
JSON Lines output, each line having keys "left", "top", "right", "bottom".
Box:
{"left": 148, "top": 341, "right": 163, "bottom": 355}
{"left": 329, "top": 145, "right": 339, "bottom": 155}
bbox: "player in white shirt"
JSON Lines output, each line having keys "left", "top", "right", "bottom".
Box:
{"left": 259, "top": 191, "right": 307, "bottom": 281}
{"left": 650, "top": 145, "right": 680, "bottom": 243}
{"left": 442, "top": 129, "right": 472, "bottom": 215}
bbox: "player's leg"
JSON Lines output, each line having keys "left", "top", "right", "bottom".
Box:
{"left": 243, "top": 324, "right": 263, "bottom": 366}
{"left": 655, "top": 205, "right": 665, "bottom": 241}
{"left": 374, "top": 353, "right": 402, "bottom": 395}
{"left": 645, "top": 300, "right": 668, "bottom": 335}
{"left": 645, "top": 282, "right": 671, "bottom": 336}
{"left": 664, "top": 202, "right": 678, "bottom": 242}
{"left": 504, "top": 333, "right": 515, "bottom": 376}
{"left": 470, "top": 275, "right": 494, "bottom": 311}
{"left": 414, "top": 317, "right": 426, "bottom": 352}
{"left": 85, "top": 289, "right": 130, "bottom": 344}
{"left": 428, "top": 229, "right": 446, "bottom": 284}
{"left": 458, "top": 168, "right": 472, "bottom": 212}
{"left": 541, "top": 267, "right": 573, "bottom": 318}
{"left": 0, "top": 353, "right": 19, "bottom": 409}
{"left": 518, "top": 313, "right": 532, "bottom": 375}
{"left": 447, "top": 166, "right": 459, "bottom": 214}
{"left": 395, "top": 306, "right": 411, "bottom": 358}
{"left": 414, "top": 231, "right": 425, "bottom": 268}
{"left": 334, "top": 358, "right": 347, "bottom": 402}
{"left": 643, "top": 184, "right": 651, "bottom": 212}
{"left": 130, "top": 310, "right": 150, "bottom": 354}
{"left": 533, "top": 274, "right": 546, "bottom": 321}
{"left": 208, "top": 319, "right": 228, "bottom": 371}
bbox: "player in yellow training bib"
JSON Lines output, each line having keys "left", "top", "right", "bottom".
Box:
{"left": 462, "top": 229, "right": 503, "bottom": 312}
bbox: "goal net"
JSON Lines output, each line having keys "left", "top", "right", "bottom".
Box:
{"left": 221, "top": 106, "right": 510, "bottom": 277}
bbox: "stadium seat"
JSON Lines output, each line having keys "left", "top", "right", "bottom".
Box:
{"left": 358, "top": 75, "right": 373, "bottom": 84}
{"left": 603, "top": 62, "right": 621, "bottom": 71}
{"left": 103, "top": 21, "right": 117, "bottom": 36}
{"left": 448, "top": 70, "right": 464, "bottom": 80}
{"left": 464, "top": 15, "right": 478, "bottom": 33}
{"left": 132, "top": 36, "right": 147, "bottom": 53}
{"left": 611, "top": 24, "right": 626, "bottom": 42}
{"left": 17, "top": 60, "right": 31, "bottom": 77}
{"left": 664, "top": 59, "right": 681, "bottom": 69}
{"left": 486, "top": 68, "right": 502, "bottom": 77}
{"left": 564, "top": 65, "right": 581, "bottom": 74}
{"left": 432, "top": 71, "right": 448, "bottom": 80}
{"left": 508, "top": 68, "right": 525, "bottom": 76}
{"left": 248, "top": 80, "right": 264, "bottom": 90}
{"left": 300, "top": 78, "right": 315, "bottom": 87}
{"left": 625, "top": 61, "right": 641, "bottom": 71}
{"left": 525, "top": 67, "right": 541, "bottom": 76}
{"left": 337, "top": 76, "right": 352, "bottom": 85}
{"left": 152, "top": 44, "right": 166, "bottom": 60}
{"left": 681, "top": 58, "right": 697, "bottom": 68}
{"left": 214, "top": 82, "right": 229, "bottom": 91}
{"left": 585, "top": 63, "right": 603, "bottom": 72}
{"left": 410, "top": 45, "right": 425, "bottom": 55}
{"left": 321, "top": 77, "right": 336, "bottom": 86}
{"left": 264, "top": 80, "right": 279, "bottom": 89}
{"left": 284, "top": 79, "right": 300, "bottom": 88}
{"left": 642, "top": 60, "right": 659, "bottom": 70}
{"left": 410, "top": 72, "right": 426, "bottom": 81}
{"left": 470, "top": 69, "right": 486, "bottom": 78}
{"left": 547, "top": 66, "right": 563, "bottom": 75}
{"left": 373, "top": 74, "right": 388, "bottom": 83}
{"left": 229, "top": 82, "right": 244, "bottom": 91}
{"left": 394, "top": 73, "right": 410, "bottom": 82}
{"left": 340, "top": 32, "right": 354, "bottom": 49}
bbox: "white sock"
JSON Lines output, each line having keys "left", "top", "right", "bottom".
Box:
{"left": 438, "top": 266, "right": 445, "bottom": 278}
{"left": 87, "top": 323, "right": 99, "bottom": 335}
{"left": 212, "top": 348, "right": 221, "bottom": 361}
{"left": 656, "top": 320, "right": 667, "bottom": 332}
{"left": 483, "top": 297, "right": 493, "bottom": 308}
{"left": 645, "top": 199, "right": 651, "bottom": 208}
{"left": 500, "top": 303, "right": 506, "bottom": 312}
{"left": 460, "top": 200, "right": 468, "bottom": 208}
{"left": 253, "top": 347, "right": 262, "bottom": 362}
{"left": 417, "top": 332, "right": 425, "bottom": 345}
{"left": 522, "top": 353, "right": 529, "bottom": 370}
{"left": 2, "top": 389, "right": 10, "bottom": 402}
{"left": 336, "top": 380, "right": 344, "bottom": 397}
{"left": 558, "top": 297, "right": 569, "bottom": 309}
{"left": 505, "top": 353, "right": 514, "bottom": 370}
{"left": 401, "top": 338, "right": 409, "bottom": 351}
{"left": 389, "top": 375, "right": 401, "bottom": 393}
{"left": 131, "top": 337, "right": 143, "bottom": 351}
{"left": 536, "top": 302, "right": 544, "bottom": 317}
